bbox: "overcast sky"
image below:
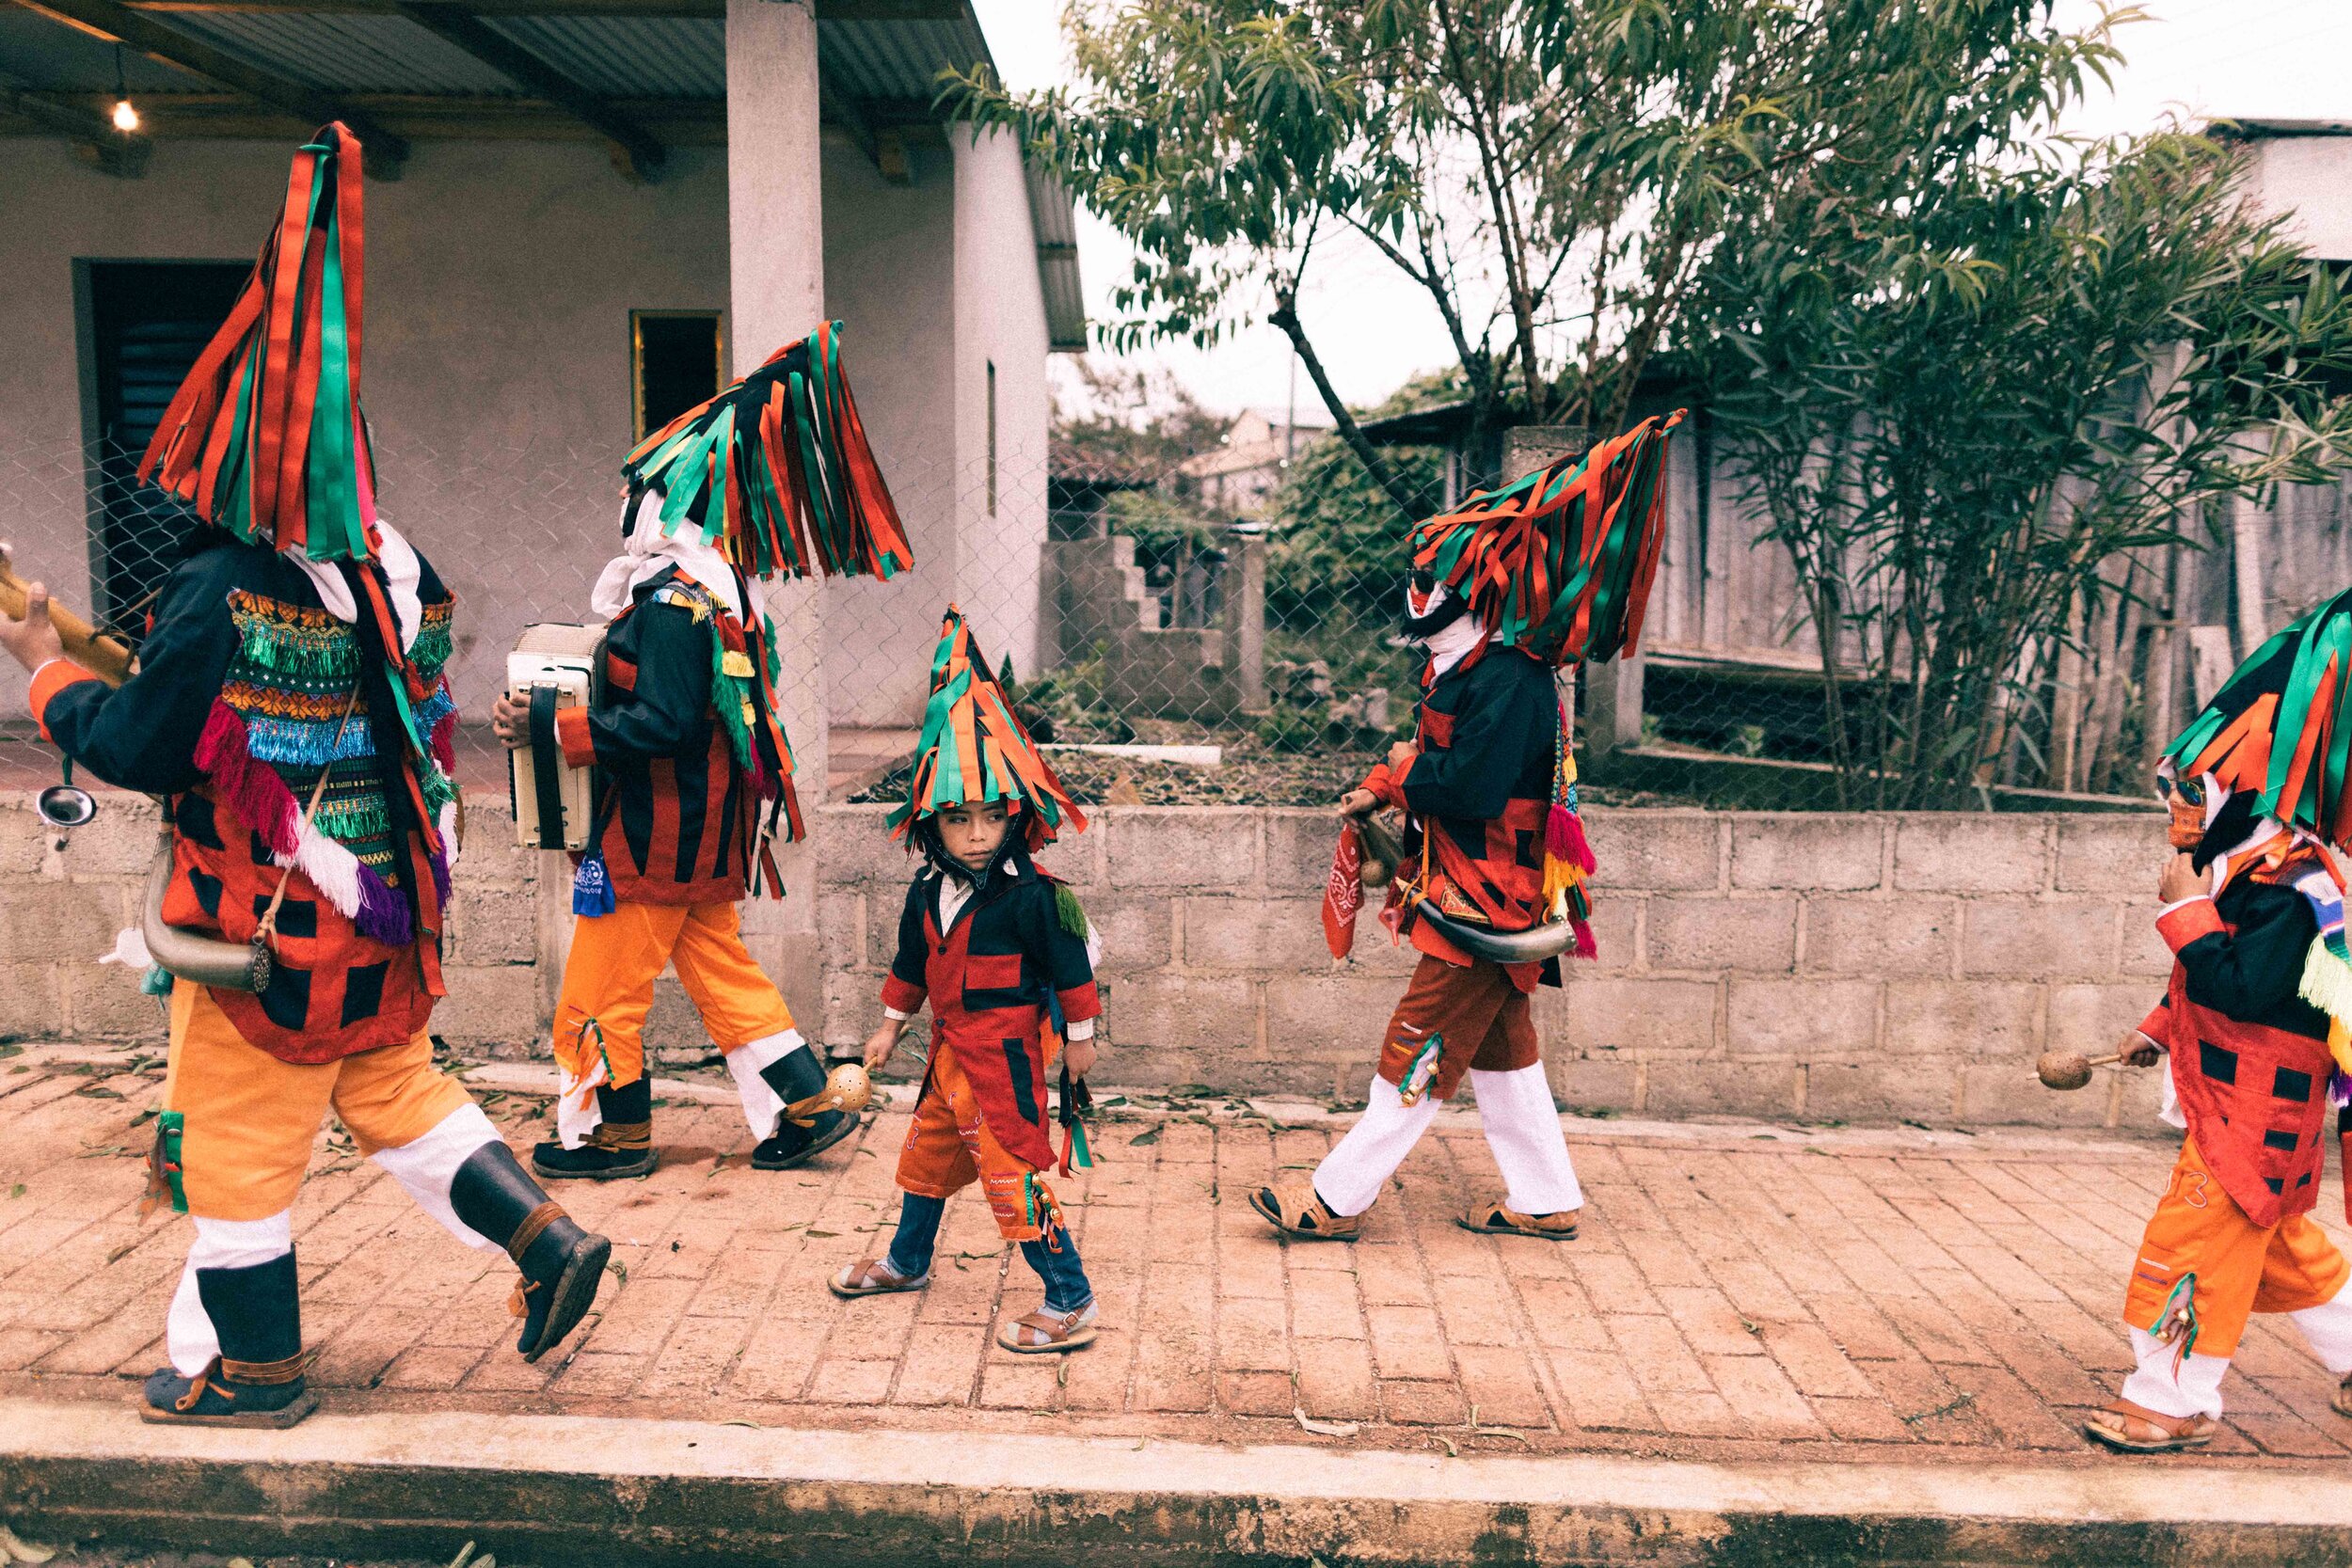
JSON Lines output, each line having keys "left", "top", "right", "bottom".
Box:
{"left": 969, "top": 0, "right": 2352, "bottom": 424}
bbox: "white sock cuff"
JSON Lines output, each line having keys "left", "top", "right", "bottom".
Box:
{"left": 732, "top": 1028, "right": 808, "bottom": 1071}
{"left": 726, "top": 1028, "right": 806, "bottom": 1137}
{"left": 370, "top": 1102, "right": 505, "bottom": 1251}
{"left": 187, "top": 1210, "right": 294, "bottom": 1270}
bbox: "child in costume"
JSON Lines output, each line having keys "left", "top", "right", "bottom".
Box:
{"left": 0, "top": 124, "right": 608, "bottom": 1427}
{"left": 1255, "top": 415, "right": 1681, "bottom": 1244}
{"left": 2085, "top": 589, "right": 2352, "bottom": 1453}
{"left": 830, "top": 609, "right": 1105, "bottom": 1354}
{"left": 493, "top": 325, "right": 912, "bottom": 1180}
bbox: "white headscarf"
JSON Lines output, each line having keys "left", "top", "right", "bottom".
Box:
{"left": 591, "top": 487, "right": 760, "bottom": 625}
{"left": 291, "top": 516, "right": 426, "bottom": 651}
{"left": 1403, "top": 581, "right": 1492, "bottom": 678}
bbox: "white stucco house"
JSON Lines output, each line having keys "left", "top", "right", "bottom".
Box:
{"left": 0, "top": 0, "right": 1084, "bottom": 776}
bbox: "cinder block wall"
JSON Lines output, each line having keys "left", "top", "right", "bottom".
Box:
{"left": 2, "top": 793, "right": 2173, "bottom": 1130}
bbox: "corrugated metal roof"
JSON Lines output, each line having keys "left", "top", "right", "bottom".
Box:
{"left": 488, "top": 16, "right": 724, "bottom": 101}
{"left": 1025, "top": 166, "right": 1085, "bottom": 353}
{"left": 816, "top": 16, "right": 989, "bottom": 106}
{"left": 163, "top": 11, "right": 521, "bottom": 95}
{"left": 0, "top": 12, "right": 211, "bottom": 92}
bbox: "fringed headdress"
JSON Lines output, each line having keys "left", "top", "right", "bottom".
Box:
{"left": 2163, "top": 586, "right": 2352, "bottom": 1087}
{"left": 890, "top": 606, "right": 1086, "bottom": 853}
{"left": 139, "top": 121, "right": 378, "bottom": 565}
{"left": 1408, "top": 410, "right": 1686, "bottom": 667}
{"left": 622, "top": 321, "right": 914, "bottom": 583}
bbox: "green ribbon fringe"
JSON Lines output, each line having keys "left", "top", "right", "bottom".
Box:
{"left": 1054, "top": 882, "right": 1089, "bottom": 940}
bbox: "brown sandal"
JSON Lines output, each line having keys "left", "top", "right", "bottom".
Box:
{"left": 1249, "top": 1178, "right": 1359, "bottom": 1242}
{"left": 2334, "top": 1373, "right": 2352, "bottom": 1419}
{"left": 2082, "top": 1399, "right": 2217, "bottom": 1453}
{"left": 1458, "top": 1200, "right": 1579, "bottom": 1241}
{"left": 829, "top": 1258, "right": 928, "bottom": 1299}
{"left": 996, "top": 1301, "right": 1098, "bottom": 1354}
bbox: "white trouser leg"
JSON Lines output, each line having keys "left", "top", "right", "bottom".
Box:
{"left": 555, "top": 1053, "right": 608, "bottom": 1150}
{"left": 2290, "top": 1280, "right": 2352, "bottom": 1375}
{"left": 1312, "top": 1075, "right": 1440, "bottom": 1217}
{"left": 2119, "top": 1325, "right": 2231, "bottom": 1419}
{"left": 166, "top": 1211, "right": 294, "bottom": 1375}
{"left": 725, "top": 1028, "right": 807, "bottom": 1138}
{"left": 368, "top": 1102, "right": 505, "bottom": 1251}
{"left": 1469, "top": 1065, "right": 1584, "bottom": 1216}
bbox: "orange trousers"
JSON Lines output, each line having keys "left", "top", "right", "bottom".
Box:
{"left": 552, "top": 901, "right": 796, "bottom": 1089}
{"left": 2122, "top": 1133, "right": 2350, "bottom": 1359}
{"left": 895, "top": 1037, "right": 1059, "bottom": 1243}
{"left": 160, "top": 982, "right": 473, "bottom": 1221}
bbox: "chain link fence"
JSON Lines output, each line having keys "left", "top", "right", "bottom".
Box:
{"left": 17, "top": 424, "right": 2337, "bottom": 815}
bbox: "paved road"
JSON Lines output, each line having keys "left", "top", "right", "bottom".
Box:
{"left": 3, "top": 1044, "right": 2348, "bottom": 1470}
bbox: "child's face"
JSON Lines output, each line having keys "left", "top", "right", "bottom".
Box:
{"left": 936, "top": 800, "right": 1011, "bottom": 872}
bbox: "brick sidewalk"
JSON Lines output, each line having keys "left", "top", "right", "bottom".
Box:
{"left": 5, "top": 1046, "right": 2351, "bottom": 1470}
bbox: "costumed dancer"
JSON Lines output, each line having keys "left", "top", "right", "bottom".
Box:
{"left": 830, "top": 608, "right": 1106, "bottom": 1354}
{"left": 1254, "top": 414, "right": 1683, "bottom": 1244}
{"left": 0, "top": 124, "right": 608, "bottom": 1427}
{"left": 2084, "top": 588, "right": 2352, "bottom": 1452}
{"left": 493, "top": 323, "right": 914, "bottom": 1179}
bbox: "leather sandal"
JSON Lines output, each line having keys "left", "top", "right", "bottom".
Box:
{"left": 829, "top": 1258, "right": 928, "bottom": 1299}
{"left": 2334, "top": 1373, "right": 2352, "bottom": 1419}
{"left": 1459, "top": 1200, "right": 1579, "bottom": 1241}
{"left": 1248, "top": 1178, "right": 1359, "bottom": 1242}
{"left": 996, "top": 1300, "right": 1098, "bottom": 1354}
{"left": 2082, "top": 1399, "right": 2217, "bottom": 1453}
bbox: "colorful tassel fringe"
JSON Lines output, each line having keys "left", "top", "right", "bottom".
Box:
{"left": 1408, "top": 410, "right": 1685, "bottom": 669}
{"left": 1054, "top": 881, "right": 1089, "bottom": 940}
{"left": 623, "top": 320, "right": 914, "bottom": 584}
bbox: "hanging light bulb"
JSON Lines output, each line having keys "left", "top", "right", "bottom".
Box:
{"left": 110, "top": 44, "right": 138, "bottom": 133}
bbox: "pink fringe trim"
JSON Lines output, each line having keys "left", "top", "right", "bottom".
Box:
{"left": 429, "top": 707, "right": 457, "bottom": 773}
{"left": 1570, "top": 917, "right": 1597, "bottom": 960}
{"left": 193, "top": 702, "right": 299, "bottom": 856}
{"left": 1547, "top": 804, "right": 1597, "bottom": 876}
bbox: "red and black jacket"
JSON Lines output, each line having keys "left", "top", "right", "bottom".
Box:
{"left": 556, "top": 566, "right": 755, "bottom": 906}
{"left": 37, "top": 538, "right": 457, "bottom": 1063}
{"left": 880, "top": 840, "right": 1101, "bottom": 1171}
{"left": 2139, "top": 859, "right": 2339, "bottom": 1228}
{"left": 1364, "top": 643, "right": 1561, "bottom": 990}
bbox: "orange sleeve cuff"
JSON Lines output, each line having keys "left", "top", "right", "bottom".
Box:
{"left": 1363, "top": 759, "right": 1411, "bottom": 811}
{"left": 2156, "top": 898, "right": 2227, "bottom": 954}
{"left": 29, "top": 659, "right": 99, "bottom": 742}
{"left": 554, "top": 705, "right": 596, "bottom": 770}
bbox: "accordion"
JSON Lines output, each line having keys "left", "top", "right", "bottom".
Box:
{"left": 508, "top": 623, "right": 607, "bottom": 850}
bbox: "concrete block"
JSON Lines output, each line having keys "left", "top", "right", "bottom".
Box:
{"left": 1882, "top": 981, "right": 2042, "bottom": 1059}
{"left": 822, "top": 968, "right": 882, "bottom": 1053}
{"left": 1548, "top": 1053, "right": 1641, "bottom": 1114}
{"left": 2113, "top": 1054, "right": 2169, "bottom": 1129}
{"left": 1724, "top": 978, "right": 1877, "bottom": 1059}
{"left": 431, "top": 964, "right": 541, "bottom": 1050}
{"left": 644, "top": 974, "right": 714, "bottom": 1053}
{"left": 1730, "top": 816, "right": 1885, "bottom": 891}
{"left": 449, "top": 795, "right": 542, "bottom": 886}
{"left": 2053, "top": 813, "right": 2165, "bottom": 894}
{"left": 1086, "top": 893, "right": 1174, "bottom": 972}
{"left": 1583, "top": 810, "right": 1720, "bottom": 892}
{"left": 1960, "top": 900, "right": 2119, "bottom": 979}
{"left": 1104, "top": 809, "right": 1258, "bottom": 890}
{"left": 1182, "top": 896, "right": 1382, "bottom": 974}
{"left": 2120, "top": 909, "right": 2174, "bottom": 977}
{"left": 1958, "top": 1060, "right": 2111, "bottom": 1128}
{"left": 0, "top": 962, "right": 61, "bottom": 1036}
{"left": 1263, "top": 809, "right": 1348, "bottom": 899}
{"left": 63, "top": 962, "right": 167, "bottom": 1040}
{"left": 449, "top": 884, "right": 538, "bottom": 964}
{"left": 1542, "top": 977, "right": 1718, "bottom": 1055}
{"left": 1032, "top": 830, "right": 1105, "bottom": 891}
{"left": 2047, "top": 983, "right": 2161, "bottom": 1054}
{"left": 819, "top": 891, "right": 866, "bottom": 973}
{"left": 0, "top": 879, "right": 125, "bottom": 965}
{"left": 1645, "top": 1059, "right": 1803, "bottom": 1120}
{"left": 0, "top": 799, "right": 57, "bottom": 878}
{"left": 1571, "top": 895, "right": 1641, "bottom": 977}
{"left": 1116, "top": 972, "right": 1263, "bottom": 1052}
{"left": 1263, "top": 973, "right": 1400, "bottom": 1057}
{"left": 1645, "top": 895, "right": 1796, "bottom": 974}
{"left": 1892, "top": 816, "right": 2047, "bottom": 894}
{"left": 1804, "top": 1059, "right": 1961, "bottom": 1122}
{"left": 55, "top": 796, "right": 164, "bottom": 877}
{"left": 1802, "top": 895, "right": 1957, "bottom": 977}
{"left": 813, "top": 804, "right": 913, "bottom": 887}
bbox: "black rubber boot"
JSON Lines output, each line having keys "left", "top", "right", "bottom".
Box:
{"left": 751, "top": 1044, "right": 855, "bottom": 1170}
{"left": 141, "top": 1249, "right": 316, "bottom": 1428}
{"left": 531, "top": 1077, "right": 658, "bottom": 1180}
{"left": 451, "top": 1141, "right": 612, "bottom": 1362}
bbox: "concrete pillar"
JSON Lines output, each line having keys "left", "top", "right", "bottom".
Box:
{"left": 1225, "top": 523, "right": 1267, "bottom": 713}
{"left": 727, "top": 0, "right": 826, "bottom": 1026}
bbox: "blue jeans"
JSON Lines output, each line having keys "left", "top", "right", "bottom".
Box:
{"left": 884, "top": 1191, "right": 1094, "bottom": 1314}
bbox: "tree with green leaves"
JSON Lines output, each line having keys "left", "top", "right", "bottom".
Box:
{"left": 1696, "top": 127, "right": 2352, "bottom": 807}
{"left": 948, "top": 0, "right": 2121, "bottom": 518}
